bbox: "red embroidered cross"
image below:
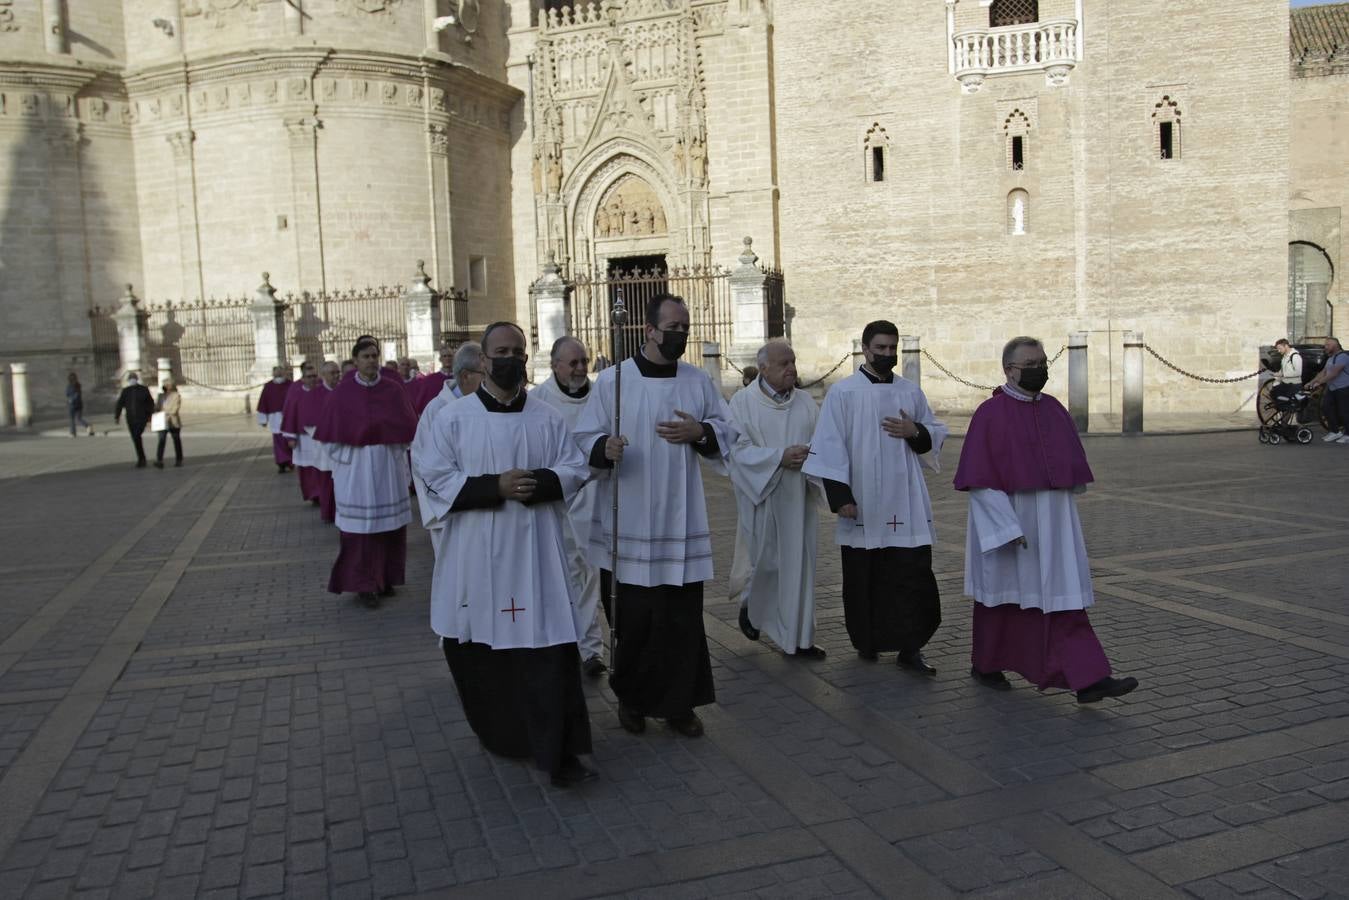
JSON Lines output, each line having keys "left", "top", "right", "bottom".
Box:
{"left": 887, "top": 515, "right": 902, "bottom": 532}
{"left": 501, "top": 598, "right": 525, "bottom": 622}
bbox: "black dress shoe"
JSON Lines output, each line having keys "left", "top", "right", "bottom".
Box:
{"left": 174, "top": 459, "right": 183, "bottom": 467}
{"left": 792, "top": 646, "right": 827, "bottom": 660}
{"left": 857, "top": 649, "right": 879, "bottom": 662}
{"left": 380, "top": 586, "right": 396, "bottom": 597}
{"left": 1076, "top": 676, "right": 1139, "bottom": 704}
{"left": 135, "top": 460, "right": 147, "bottom": 468}
{"left": 153, "top": 460, "right": 164, "bottom": 469}
{"left": 738, "top": 607, "right": 760, "bottom": 641}
{"left": 666, "top": 712, "right": 704, "bottom": 738}
{"left": 617, "top": 705, "right": 645, "bottom": 734}
{"left": 896, "top": 651, "right": 937, "bottom": 676}
{"left": 970, "top": 666, "right": 1012, "bottom": 690}
{"left": 549, "top": 755, "right": 597, "bottom": 788}
{"left": 582, "top": 656, "right": 607, "bottom": 678}
{"left": 358, "top": 592, "right": 381, "bottom": 609}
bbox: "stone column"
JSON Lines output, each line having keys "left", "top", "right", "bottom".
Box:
{"left": 283, "top": 0, "right": 303, "bottom": 35}
{"left": 1068, "top": 331, "right": 1088, "bottom": 433}
{"left": 11, "top": 363, "right": 32, "bottom": 428}
{"left": 701, "top": 341, "right": 724, "bottom": 396}
{"left": 404, "top": 260, "right": 442, "bottom": 371}
{"left": 166, "top": 129, "right": 203, "bottom": 301}
{"left": 729, "top": 237, "right": 768, "bottom": 369}
{"left": 42, "top": 0, "right": 67, "bottom": 54}
{"left": 157, "top": 357, "right": 173, "bottom": 389}
{"left": 529, "top": 252, "right": 569, "bottom": 382}
{"left": 853, "top": 339, "right": 865, "bottom": 371}
{"left": 1122, "top": 331, "right": 1144, "bottom": 435}
{"left": 426, "top": 123, "right": 454, "bottom": 291}
{"left": 0, "top": 368, "right": 12, "bottom": 427}
{"left": 248, "top": 273, "right": 286, "bottom": 384}
{"left": 901, "top": 335, "right": 921, "bottom": 386}
{"left": 284, "top": 115, "right": 325, "bottom": 293}
{"left": 113, "top": 284, "right": 146, "bottom": 382}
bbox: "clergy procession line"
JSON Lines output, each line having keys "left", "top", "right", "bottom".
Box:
{"left": 257, "top": 295, "right": 1138, "bottom": 790}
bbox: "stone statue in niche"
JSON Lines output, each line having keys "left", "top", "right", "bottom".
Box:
{"left": 597, "top": 205, "right": 612, "bottom": 237}
{"left": 640, "top": 206, "right": 655, "bottom": 235}
{"left": 531, "top": 148, "right": 543, "bottom": 195}
{"left": 688, "top": 136, "right": 707, "bottom": 185}
{"left": 545, "top": 149, "right": 563, "bottom": 196}
{"left": 673, "top": 137, "right": 686, "bottom": 180}
{"left": 1011, "top": 195, "right": 1026, "bottom": 235}
{"left": 608, "top": 200, "right": 625, "bottom": 236}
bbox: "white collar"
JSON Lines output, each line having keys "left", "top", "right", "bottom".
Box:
{"left": 1002, "top": 382, "right": 1040, "bottom": 403}
{"left": 356, "top": 371, "right": 381, "bottom": 387}
{"left": 757, "top": 376, "right": 792, "bottom": 404}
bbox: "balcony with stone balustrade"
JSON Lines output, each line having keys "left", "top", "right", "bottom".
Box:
{"left": 952, "top": 17, "right": 1079, "bottom": 93}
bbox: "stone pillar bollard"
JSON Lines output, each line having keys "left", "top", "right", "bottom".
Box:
{"left": 1068, "top": 331, "right": 1089, "bottom": 433}
{"left": 0, "top": 367, "right": 13, "bottom": 427}
{"left": 11, "top": 363, "right": 32, "bottom": 428}
{"left": 248, "top": 273, "right": 286, "bottom": 384}
{"left": 852, "top": 339, "right": 865, "bottom": 371}
{"left": 529, "top": 251, "right": 569, "bottom": 383}
{"left": 112, "top": 284, "right": 146, "bottom": 383}
{"left": 901, "top": 335, "right": 921, "bottom": 386}
{"left": 701, "top": 341, "right": 724, "bottom": 396}
{"left": 157, "top": 357, "right": 173, "bottom": 389}
{"left": 729, "top": 237, "right": 769, "bottom": 370}
{"left": 1122, "top": 331, "right": 1144, "bottom": 434}
{"left": 381, "top": 340, "right": 399, "bottom": 365}
{"left": 403, "top": 260, "right": 442, "bottom": 372}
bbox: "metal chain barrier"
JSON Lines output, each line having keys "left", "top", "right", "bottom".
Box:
{"left": 921, "top": 349, "right": 998, "bottom": 392}
{"left": 725, "top": 356, "right": 744, "bottom": 376}
{"left": 1143, "top": 344, "right": 1261, "bottom": 384}
{"left": 799, "top": 352, "right": 853, "bottom": 390}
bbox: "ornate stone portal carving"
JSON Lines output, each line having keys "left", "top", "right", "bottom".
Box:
{"left": 595, "top": 175, "right": 667, "bottom": 238}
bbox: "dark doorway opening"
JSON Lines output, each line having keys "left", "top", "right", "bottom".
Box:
{"left": 607, "top": 254, "right": 666, "bottom": 278}
{"left": 605, "top": 254, "right": 668, "bottom": 362}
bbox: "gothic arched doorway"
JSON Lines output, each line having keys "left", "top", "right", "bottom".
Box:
{"left": 1288, "top": 241, "right": 1334, "bottom": 341}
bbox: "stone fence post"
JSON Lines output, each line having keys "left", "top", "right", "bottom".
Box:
{"left": 901, "top": 335, "right": 921, "bottom": 386}
{"left": 157, "top": 357, "right": 173, "bottom": 389}
{"left": 112, "top": 284, "right": 146, "bottom": 382}
{"left": 701, "top": 341, "right": 724, "bottom": 396}
{"left": 248, "top": 273, "right": 286, "bottom": 383}
{"left": 1068, "top": 331, "right": 1088, "bottom": 433}
{"left": 729, "top": 237, "right": 768, "bottom": 369}
{"left": 403, "top": 260, "right": 442, "bottom": 371}
{"left": 1122, "top": 331, "right": 1144, "bottom": 434}
{"left": 852, "top": 339, "right": 865, "bottom": 371}
{"left": 0, "top": 368, "right": 11, "bottom": 427}
{"left": 11, "top": 363, "right": 32, "bottom": 428}
{"left": 529, "top": 252, "right": 568, "bottom": 383}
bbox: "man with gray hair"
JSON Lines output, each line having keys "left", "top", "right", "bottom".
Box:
{"left": 411, "top": 342, "right": 487, "bottom": 558}
{"left": 728, "top": 339, "right": 825, "bottom": 658}
{"left": 532, "top": 335, "right": 607, "bottom": 677}
{"left": 954, "top": 336, "right": 1138, "bottom": 704}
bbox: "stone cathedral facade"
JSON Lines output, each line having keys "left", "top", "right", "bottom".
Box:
{"left": 0, "top": 0, "right": 1344, "bottom": 416}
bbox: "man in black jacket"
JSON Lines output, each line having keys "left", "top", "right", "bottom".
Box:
{"left": 114, "top": 373, "right": 155, "bottom": 468}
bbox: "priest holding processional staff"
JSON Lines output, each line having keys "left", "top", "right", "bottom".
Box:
{"left": 727, "top": 339, "right": 826, "bottom": 659}
{"left": 414, "top": 322, "right": 597, "bottom": 788}
{"left": 802, "top": 320, "right": 948, "bottom": 673}
{"left": 574, "top": 293, "right": 736, "bottom": 739}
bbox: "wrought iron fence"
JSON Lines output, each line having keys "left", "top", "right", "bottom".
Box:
{"left": 142, "top": 297, "right": 256, "bottom": 388}
{"left": 567, "top": 264, "right": 734, "bottom": 367}
{"left": 283, "top": 286, "right": 407, "bottom": 365}
{"left": 87, "top": 306, "right": 121, "bottom": 388}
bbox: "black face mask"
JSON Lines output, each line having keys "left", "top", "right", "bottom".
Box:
{"left": 489, "top": 356, "right": 526, "bottom": 391}
{"left": 870, "top": 354, "right": 898, "bottom": 373}
{"left": 1017, "top": 366, "right": 1050, "bottom": 392}
{"left": 655, "top": 329, "right": 688, "bottom": 361}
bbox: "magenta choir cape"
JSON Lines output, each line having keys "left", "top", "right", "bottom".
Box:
{"left": 955, "top": 388, "right": 1110, "bottom": 692}
{"left": 257, "top": 379, "right": 293, "bottom": 465}
{"left": 317, "top": 373, "right": 417, "bottom": 594}
{"left": 413, "top": 371, "right": 451, "bottom": 416}
{"left": 281, "top": 384, "right": 329, "bottom": 502}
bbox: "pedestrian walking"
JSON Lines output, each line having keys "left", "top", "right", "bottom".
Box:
{"left": 257, "top": 366, "right": 293, "bottom": 473}
{"left": 153, "top": 379, "right": 183, "bottom": 468}
{"left": 113, "top": 373, "right": 154, "bottom": 468}
{"left": 1306, "top": 337, "right": 1349, "bottom": 443}
{"left": 65, "top": 372, "right": 93, "bottom": 437}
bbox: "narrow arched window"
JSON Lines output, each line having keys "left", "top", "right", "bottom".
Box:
{"left": 863, "top": 123, "right": 890, "bottom": 184}
{"left": 989, "top": 0, "right": 1038, "bottom": 28}
{"left": 1004, "top": 109, "right": 1031, "bottom": 171}
{"left": 1007, "top": 189, "right": 1029, "bottom": 235}
{"left": 1153, "top": 96, "right": 1182, "bottom": 161}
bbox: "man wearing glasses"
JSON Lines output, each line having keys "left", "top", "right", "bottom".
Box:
{"left": 575, "top": 294, "right": 734, "bottom": 738}
{"left": 954, "top": 336, "right": 1138, "bottom": 704}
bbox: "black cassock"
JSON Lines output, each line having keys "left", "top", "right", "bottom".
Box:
{"left": 836, "top": 545, "right": 941, "bottom": 656}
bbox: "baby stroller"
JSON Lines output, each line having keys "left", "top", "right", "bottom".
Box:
{"left": 1258, "top": 384, "right": 1315, "bottom": 445}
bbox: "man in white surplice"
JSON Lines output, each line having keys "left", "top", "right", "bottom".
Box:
{"left": 531, "top": 336, "right": 607, "bottom": 678}
{"left": 954, "top": 336, "right": 1138, "bottom": 704}
{"left": 802, "top": 320, "right": 948, "bottom": 674}
{"left": 410, "top": 342, "right": 485, "bottom": 560}
{"left": 415, "top": 322, "right": 597, "bottom": 788}
{"left": 727, "top": 339, "right": 825, "bottom": 659}
{"left": 573, "top": 294, "right": 735, "bottom": 739}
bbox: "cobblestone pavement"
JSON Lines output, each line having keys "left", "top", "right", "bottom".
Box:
{"left": 0, "top": 423, "right": 1345, "bottom": 899}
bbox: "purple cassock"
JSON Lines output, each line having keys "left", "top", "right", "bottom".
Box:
{"left": 256, "top": 378, "right": 293, "bottom": 467}
{"left": 954, "top": 387, "right": 1112, "bottom": 692}
{"left": 412, "top": 371, "right": 452, "bottom": 417}
{"left": 314, "top": 372, "right": 418, "bottom": 596}
{"left": 281, "top": 382, "right": 329, "bottom": 504}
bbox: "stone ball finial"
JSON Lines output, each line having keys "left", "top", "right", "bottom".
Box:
{"left": 742, "top": 236, "right": 753, "bottom": 249}
{"left": 124, "top": 283, "right": 134, "bottom": 294}
{"left": 416, "top": 259, "right": 426, "bottom": 273}
{"left": 261, "top": 272, "right": 271, "bottom": 284}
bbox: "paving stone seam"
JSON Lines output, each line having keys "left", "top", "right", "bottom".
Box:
{"left": 1094, "top": 583, "right": 1349, "bottom": 661}
{"left": 1005, "top": 812, "right": 1186, "bottom": 899}
{"left": 1088, "top": 489, "right": 1337, "bottom": 532}
{"left": 1099, "top": 568, "right": 1349, "bottom": 629}
{"left": 109, "top": 652, "right": 446, "bottom": 693}
{"left": 1091, "top": 531, "right": 1321, "bottom": 566}
{"left": 0, "top": 449, "right": 252, "bottom": 862}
